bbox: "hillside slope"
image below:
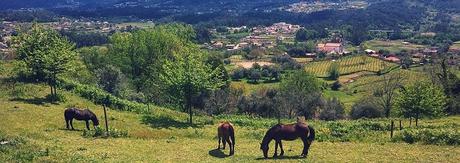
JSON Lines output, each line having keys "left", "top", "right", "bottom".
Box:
{"left": 1, "top": 75, "right": 459, "bottom": 162}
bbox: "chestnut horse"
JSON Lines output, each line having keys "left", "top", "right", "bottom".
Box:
{"left": 217, "top": 122, "right": 235, "bottom": 155}
{"left": 260, "top": 122, "right": 315, "bottom": 158}
{"left": 64, "top": 108, "right": 99, "bottom": 130}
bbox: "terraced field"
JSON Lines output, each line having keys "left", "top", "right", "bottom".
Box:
{"left": 305, "top": 55, "right": 394, "bottom": 77}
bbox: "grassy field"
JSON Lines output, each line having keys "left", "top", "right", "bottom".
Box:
{"left": 363, "top": 40, "right": 427, "bottom": 53}
{"left": 304, "top": 55, "right": 394, "bottom": 78}
{"left": 1, "top": 71, "right": 459, "bottom": 162}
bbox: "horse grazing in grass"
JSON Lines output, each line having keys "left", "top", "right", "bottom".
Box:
{"left": 64, "top": 108, "right": 99, "bottom": 130}
{"left": 217, "top": 122, "right": 235, "bottom": 156}
{"left": 260, "top": 121, "right": 315, "bottom": 158}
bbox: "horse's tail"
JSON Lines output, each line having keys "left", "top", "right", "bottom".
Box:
{"left": 230, "top": 125, "right": 235, "bottom": 146}
{"left": 307, "top": 125, "right": 315, "bottom": 143}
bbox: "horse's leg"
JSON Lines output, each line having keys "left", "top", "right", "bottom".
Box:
{"left": 273, "top": 140, "right": 279, "bottom": 158}
{"left": 225, "top": 137, "right": 232, "bottom": 155}
{"left": 218, "top": 136, "right": 221, "bottom": 149}
{"left": 279, "top": 140, "right": 284, "bottom": 156}
{"left": 65, "top": 119, "right": 69, "bottom": 130}
{"left": 70, "top": 119, "right": 74, "bottom": 130}
{"left": 222, "top": 136, "right": 227, "bottom": 149}
{"left": 85, "top": 120, "right": 90, "bottom": 130}
{"left": 301, "top": 138, "right": 308, "bottom": 157}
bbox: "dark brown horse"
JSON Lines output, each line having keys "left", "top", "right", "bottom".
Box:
{"left": 217, "top": 122, "right": 235, "bottom": 156}
{"left": 64, "top": 108, "right": 99, "bottom": 130}
{"left": 260, "top": 122, "right": 315, "bottom": 158}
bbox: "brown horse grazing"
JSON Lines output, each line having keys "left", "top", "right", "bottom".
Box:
{"left": 260, "top": 122, "right": 315, "bottom": 158}
{"left": 217, "top": 122, "right": 235, "bottom": 156}
{"left": 64, "top": 108, "right": 99, "bottom": 130}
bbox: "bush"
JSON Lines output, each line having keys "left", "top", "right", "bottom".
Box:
{"left": 350, "top": 102, "right": 383, "bottom": 119}
{"left": 231, "top": 67, "right": 246, "bottom": 81}
{"left": 59, "top": 78, "right": 148, "bottom": 113}
{"left": 328, "top": 62, "right": 340, "bottom": 80}
{"left": 331, "top": 81, "right": 342, "bottom": 91}
{"left": 319, "top": 98, "right": 345, "bottom": 121}
{"left": 395, "top": 128, "right": 460, "bottom": 146}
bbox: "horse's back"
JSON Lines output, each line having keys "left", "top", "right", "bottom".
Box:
{"left": 64, "top": 108, "right": 76, "bottom": 119}
{"left": 218, "top": 122, "right": 234, "bottom": 136}
{"left": 64, "top": 108, "right": 92, "bottom": 120}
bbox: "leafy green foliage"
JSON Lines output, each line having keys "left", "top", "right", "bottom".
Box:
{"left": 14, "top": 23, "right": 77, "bottom": 100}
{"left": 59, "top": 78, "right": 148, "bottom": 113}
{"left": 395, "top": 82, "right": 447, "bottom": 121}
{"left": 319, "top": 98, "right": 345, "bottom": 121}
{"left": 395, "top": 128, "right": 460, "bottom": 145}
{"left": 350, "top": 101, "right": 384, "bottom": 120}
{"left": 328, "top": 62, "right": 340, "bottom": 80}
{"left": 278, "top": 70, "right": 322, "bottom": 118}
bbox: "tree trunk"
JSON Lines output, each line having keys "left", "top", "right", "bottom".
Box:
{"left": 50, "top": 84, "right": 54, "bottom": 97}
{"left": 409, "top": 117, "right": 412, "bottom": 127}
{"left": 186, "top": 87, "right": 193, "bottom": 125}
{"left": 415, "top": 113, "right": 419, "bottom": 127}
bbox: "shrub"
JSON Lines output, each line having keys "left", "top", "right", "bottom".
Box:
{"left": 59, "top": 78, "right": 148, "bottom": 113}
{"left": 331, "top": 81, "right": 342, "bottom": 91}
{"left": 328, "top": 62, "right": 340, "bottom": 80}
{"left": 350, "top": 102, "right": 383, "bottom": 119}
{"left": 395, "top": 128, "right": 460, "bottom": 146}
{"left": 319, "top": 98, "right": 345, "bottom": 121}
{"left": 231, "top": 68, "right": 246, "bottom": 81}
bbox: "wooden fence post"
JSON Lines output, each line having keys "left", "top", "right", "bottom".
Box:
{"left": 390, "top": 120, "right": 394, "bottom": 139}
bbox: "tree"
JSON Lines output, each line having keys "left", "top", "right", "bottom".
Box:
{"left": 350, "top": 99, "right": 383, "bottom": 119}
{"left": 374, "top": 71, "right": 404, "bottom": 118}
{"left": 204, "top": 87, "right": 242, "bottom": 115}
{"left": 345, "top": 24, "right": 368, "bottom": 46}
{"left": 248, "top": 68, "right": 261, "bottom": 83}
{"left": 295, "top": 28, "right": 319, "bottom": 42}
{"left": 15, "top": 23, "right": 77, "bottom": 100}
{"left": 245, "top": 48, "right": 265, "bottom": 60}
{"left": 109, "top": 24, "right": 195, "bottom": 104}
{"left": 160, "top": 48, "right": 226, "bottom": 125}
{"left": 95, "top": 65, "right": 126, "bottom": 96}
{"left": 318, "top": 97, "right": 345, "bottom": 121}
{"left": 428, "top": 56, "right": 460, "bottom": 115}
{"left": 278, "top": 71, "right": 322, "bottom": 119}
{"left": 194, "top": 26, "right": 211, "bottom": 44}
{"left": 328, "top": 62, "right": 340, "bottom": 80}
{"left": 395, "top": 82, "right": 447, "bottom": 126}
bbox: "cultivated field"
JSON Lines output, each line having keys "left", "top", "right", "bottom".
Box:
{"left": 304, "top": 55, "right": 394, "bottom": 77}
{"left": 363, "top": 40, "right": 427, "bottom": 53}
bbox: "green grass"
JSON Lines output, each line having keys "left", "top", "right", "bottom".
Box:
{"left": 231, "top": 81, "right": 279, "bottom": 95}
{"left": 1, "top": 61, "right": 459, "bottom": 162}
{"left": 363, "top": 40, "right": 427, "bottom": 53}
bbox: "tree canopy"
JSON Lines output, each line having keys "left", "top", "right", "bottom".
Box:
{"left": 15, "top": 23, "right": 77, "bottom": 100}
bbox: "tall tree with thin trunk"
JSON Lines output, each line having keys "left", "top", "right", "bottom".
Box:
{"left": 15, "top": 23, "right": 76, "bottom": 100}
{"left": 160, "top": 47, "right": 226, "bottom": 125}
{"left": 376, "top": 71, "right": 404, "bottom": 118}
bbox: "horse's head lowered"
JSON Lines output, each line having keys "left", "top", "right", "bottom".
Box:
{"left": 88, "top": 110, "right": 99, "bottom": 128}
{"left": 260, "top": 143, "right": 269, "bottom": 158}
